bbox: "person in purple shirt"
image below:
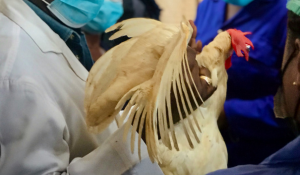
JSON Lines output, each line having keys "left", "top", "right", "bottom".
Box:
{"left": 194, "top": 0, "right": 296, "bottom": 167}
{"left": 208, "top": 1, "right": 300, "bottom": 174}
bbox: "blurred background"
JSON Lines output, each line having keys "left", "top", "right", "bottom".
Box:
{"left": 156, "top": 0, "right": 202, "bottom": 25}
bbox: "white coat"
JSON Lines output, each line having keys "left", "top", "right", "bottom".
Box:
{"left": 0, "top": 0, "right": 162, "bottom": 174}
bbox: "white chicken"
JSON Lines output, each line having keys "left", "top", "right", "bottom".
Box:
{"left": 84, "top": 18, "right": 253, "bottom": 175}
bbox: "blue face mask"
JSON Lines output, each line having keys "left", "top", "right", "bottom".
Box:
{"left": 222, "top": 0, "right": 254, "bottom": 6}
{"left": 45, "top": 0, "right": 104, "bottom": 28}
{"left": 82, "top": 0, "right": 124, "bottom": 34}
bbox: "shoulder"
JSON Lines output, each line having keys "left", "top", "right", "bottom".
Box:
{"left": 0, "top": 13, "right": 64, "bottom": 121}
{"left": 0, "top": 18, "right": 64, "bottom": 94}
{"left": 0, "top": 15, "right": 40, "bottom": 79}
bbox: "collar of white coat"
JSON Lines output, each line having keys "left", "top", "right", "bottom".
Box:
{"left": 0, "top": 0, "right": 88, "bottom": 81}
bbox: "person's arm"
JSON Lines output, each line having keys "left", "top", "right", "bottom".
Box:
{"left": 0, "top": 79, "right": 162, "bottom": 175}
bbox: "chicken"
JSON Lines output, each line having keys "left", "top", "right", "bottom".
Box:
{"left": 84, "top": 18, "right": 253, "bottom": 175}
{"left": 157, "top": 29, "right": 253, "bottom": 175}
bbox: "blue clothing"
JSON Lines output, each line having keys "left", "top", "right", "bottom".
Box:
{"left": 195, "top": 0, "right": 295, "bottom": 167}
{"left": 25, "top": 1, "right": 94, "bottom": 71}
{"left": 208, "top": 136, "right": 300, "bottom": 175}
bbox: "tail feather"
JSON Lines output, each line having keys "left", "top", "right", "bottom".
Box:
{"left": 178, "top": 67, "right": 201, "bottom": 143}
{"left": 182, "top": 56, "right": 202, "bottom": 131}
{"left": 131, "top": 105, "right": 144, "bottom": 153}
{"left": 172, "top": 68, "right": 194, "bottom": 149}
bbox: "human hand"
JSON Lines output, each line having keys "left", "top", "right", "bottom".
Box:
{"left": 188, "top": 20, "right": 202, "bottom": 53}
{"left": 170, "top": 21, "right": 216, "bottom": 124}
{"left": 187, "top": 21, "right": 216, "bottom": 108}
{"left": 185, "top": 46, "right": 217, "bottom": 110}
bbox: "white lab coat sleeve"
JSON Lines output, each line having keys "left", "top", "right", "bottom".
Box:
{"left": 0, "top": 78, "right": 161, "bottom": 175}
{"left": 67, "top": 125, "right": 163, "bottom": 175}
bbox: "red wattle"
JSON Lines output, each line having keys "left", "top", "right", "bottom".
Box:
{"left": 225, "top": 55, "right": 232, "bottom": 70}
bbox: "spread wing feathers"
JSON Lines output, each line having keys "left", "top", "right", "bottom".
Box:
{"left": 85, "top": 38, "right": 139, "bottom": 133}
{"left": 85, "top": 18, "right": 177, "bottom": 134}
{"left": 114, "top": 20, "right": 203, "bottom": 162}
{"left": 106, "top": 18, "right": 162, "bottom": 40}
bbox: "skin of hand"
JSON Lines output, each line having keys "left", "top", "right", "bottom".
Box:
{"left": 189, "top": 20, "right": 216, "bottom": 102}
{"left": 170, "top": 21, "right": 217, "bottom": 124}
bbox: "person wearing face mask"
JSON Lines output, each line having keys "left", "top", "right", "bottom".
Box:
{"left": 207, "top": 1, "right": 300, "bottom": 174}
{"left": 194, "top": 0, "right": 296, "bottom": 167}
{"left": 82, "top": 0, "right": 124, "bottom": 61}
{"left": 0, "top": 0, "right": 164, "bottom": 174}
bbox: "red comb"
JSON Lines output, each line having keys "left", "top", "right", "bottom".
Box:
{"left": 225, "top": 29, "right": 254, "bottom": 69}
